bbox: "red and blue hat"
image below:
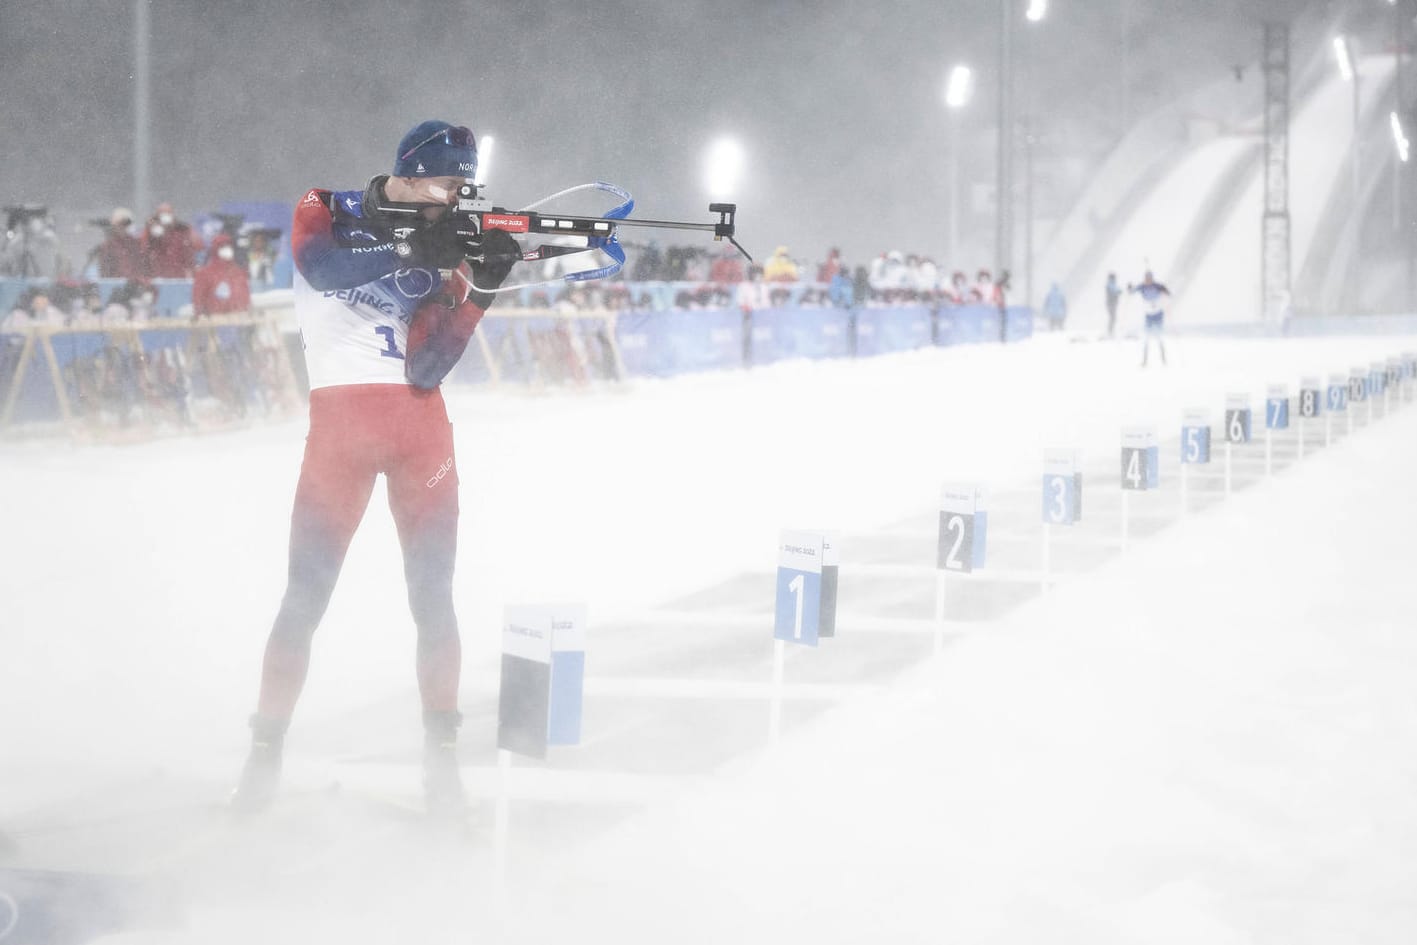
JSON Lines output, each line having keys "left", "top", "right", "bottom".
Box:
{"left": 393, "top": 120, "right": 478, "bottom": 179}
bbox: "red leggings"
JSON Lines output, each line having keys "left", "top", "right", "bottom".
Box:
{"left": 256, "top": 384, "right": 461, "bottom": 720}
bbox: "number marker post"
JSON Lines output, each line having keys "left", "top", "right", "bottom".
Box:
{"left": 1386, "top": 357, "right": 1402, "bottom": 414}
{"left": 1119, "top": 427, "right": 1157, "bottom": 552}
{"left": 1263, "top": 385, "right": 1289, "bottom": 476}
{"left": 1041, "top": 449, "right": 1081, "bottom": 590}
{"left": 772, "top": 530, "right": 825, "bottom": 740}
{"left": 1370, "top": 362, "right": 1387, "bottom": 419}
{"left": 1296, "top": 377, "right": 1321, "bottom": 458}
{"left": 1404, "top": 352, "right": 1417, "bottom": 404}
{"left": 1179, "top": 408, "right": 1211, "bottom": 514}
{"left": 936, "top": 485, "right": 987, "bottom": 653}
{"left": 1328, "top": 373, "right": 1349, "bottom": 440}
{"left": 1349, "top": 367, "right": 1369, "bottom": 428}
{"left": 495, "top": 604, "right": 588, "bottom": 898}
{"left": 1223, "top": 394, "right": 1251, "bottom": 495}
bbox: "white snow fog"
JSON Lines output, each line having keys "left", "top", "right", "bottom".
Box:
{"left": 2, "top": 1, "right": 1417, "bottom": 943}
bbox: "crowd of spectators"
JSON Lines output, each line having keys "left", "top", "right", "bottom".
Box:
{"left": 5, "top": 201, "right": 1021, "bottom": 323}
{"left": 510, "top": 240, "right": 1015, "bottom": 315}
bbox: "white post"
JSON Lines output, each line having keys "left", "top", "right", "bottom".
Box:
{"left": 1368, "top": 391, "right": 1375, "bottom": 425}
{"left": 1120, "top": 490, "right": 1131, "bottom": 553}
{"left": 769, "top": 638, "right": 785, "bottom": 741}
{"left": 493, "top": 748, "right": 512, "bottom": 905}
{"left": 1224, "top": 442, "right": 1232, "bottom": 496}
{"left": 1041, "top": 522, "right": 1052, "bottom": 592}
{"left": 1264, "top": 427, "right": 1272, "bottom": 477}
{"left": 1297, "top": 416, "right": 1305, "bottom": 459}
{"left": 1325, "top": 411, "right": 1332, "bottom": 446}
{"left": 932, "top": 571, "right": 947, "bottom": 654}
{"left": 1179, "top": 462, "right": 1189, "bottom": 515}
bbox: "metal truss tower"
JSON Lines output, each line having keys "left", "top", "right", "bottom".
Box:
{"left": 1261, "top": 22, "right": 1291, "bottom": 321}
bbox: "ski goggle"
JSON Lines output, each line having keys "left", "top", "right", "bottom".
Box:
{"left": 400, "top": 125, "right": 476, "bottom": 161}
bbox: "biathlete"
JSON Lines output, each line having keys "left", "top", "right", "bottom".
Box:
{"left": 232, "top": 119, "right": 519, "bottom": 816}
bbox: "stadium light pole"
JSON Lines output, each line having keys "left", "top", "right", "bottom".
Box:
{"left": 945, "top": 65, "right": 974, "bottom": 269}
{"left": 1023, "top": 0, "right": 1046, "bottom": 309}
{"left": 1335, "top": 35, "right": 1360, "bottom": 212}
{"left": 133, "top": 0, "right": 151, "bottom": 218}
{"left": 995, "top": 0, "right": 1016, "bottom": 292}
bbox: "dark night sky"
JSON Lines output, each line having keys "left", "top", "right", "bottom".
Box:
{"left": 1, "top": 0, "right": 1327, "bottom": 267}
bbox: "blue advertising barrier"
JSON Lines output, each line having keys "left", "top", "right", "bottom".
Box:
{"left": 856, "top": 305, "right": 934, "bottom": 356}
{"left": 748, "top": 307, "right": 852, "bottom": 365}
{"left": 615, "top": 308, "right": 743, "bottom": 377}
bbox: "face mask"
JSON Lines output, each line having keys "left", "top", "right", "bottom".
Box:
{"left": 217, "top": 246, "right": 234, "bottom": 261}
{"left": 150, "top": 225, "right": 165, "bottom": 238}
{"left": 158, "top": 212, "right": 174, "bottom": 226}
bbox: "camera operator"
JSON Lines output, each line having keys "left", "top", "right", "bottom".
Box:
{"left": 141, "top": 202, "right": 200, "bottom": 278}
{"left": 232, "top": 119, "right": 519, "bottom": 819}
{"left": 2, "top": 206, "right": 66, "bottom": 278}
{"left": 192, "top": 234, "right": 250, "bottom": 318}
{"left": 92, "top": 207, "right": 144, "bottom": 279}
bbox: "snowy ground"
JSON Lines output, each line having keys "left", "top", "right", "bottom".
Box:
{"left": 2, "top": 331, "right": 1415, "bottom": 943}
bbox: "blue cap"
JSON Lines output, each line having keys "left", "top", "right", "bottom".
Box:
{"left": 392, "top": 120, "right": 478, "bottom": 179}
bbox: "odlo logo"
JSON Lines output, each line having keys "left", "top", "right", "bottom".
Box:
{"left": 426, "top": 457, "right": 455, "bottom": 488}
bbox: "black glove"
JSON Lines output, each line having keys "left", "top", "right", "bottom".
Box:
{"left": 465, "top": 228, "right": 520, "bottom": 309}
{"left": 395, "top": 214, "right": 466, "bottom": 270}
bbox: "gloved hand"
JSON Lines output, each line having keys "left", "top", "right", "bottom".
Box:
{"left": 463, "top": 228, "right": 521, "bottom": 309}
{"left": 396, "top": 214, "right": 466, "bottom": 270}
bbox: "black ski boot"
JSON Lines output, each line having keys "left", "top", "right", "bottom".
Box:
{"left": 230, "top": 715, "right": 288, "bottom": 813}
{"left": 422, "top": 709, "right": 468, "bottom": 820}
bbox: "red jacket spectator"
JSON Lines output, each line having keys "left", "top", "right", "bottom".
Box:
{"left": 709, "top": 247, "right": 744, "bottom": 284}
{"left": 817, "top": 247, "right": 842, "bottom": 283}
{"left": 192, "top": 234, "right": 251, "bottom": 316}
{"left": 94, "top": 207, "right": 144, "bottom": 279}
{"left": 141, "top": 202, "right": 200, "bottom": 278}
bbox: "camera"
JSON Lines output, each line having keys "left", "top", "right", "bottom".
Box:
{"left": 4, "top": 204, "right": 49, "bottom": 232}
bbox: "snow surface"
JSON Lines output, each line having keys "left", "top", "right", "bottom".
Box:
{"left": 2, "top": 332, "right": 1415, "bottom": 943}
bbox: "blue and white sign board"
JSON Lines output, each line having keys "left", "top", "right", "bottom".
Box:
{"left": 1349, "top": 368, "right": 1368, "bottom": 403}
{"left": 1041, "top": 449, "right": 1081, "bottom": 525}
{"left": 1387, "top": 357, "right": 1403, "bottom": 388}
{"left": 1181, "top": 408, "right": 1211, "bottom": 464}
{"left": 498, "top": 604, "right": 587, "bottom": 758}
{"left": 1328, "top": 373, "right": 1348, "bottom": 412}
{"left": 1224, "top": 394, "right": 1252, "bottom": 444}
{"left": 1369, "top": 362, "right": 1386, "bottom": 397}
{"left": 1120, "top": 427, "right": 1159, "bottom": 491}
{"left": 1404, "top": 352, "right": 1416, "bottom": 382}
{"left": 1265, "top": 385, "right": 1290, "bottom": 430}
{"left": 1298, "top": 377, "right": 1322, "bottom": 419}
{"left": 775, "top": 530, "right": 823, "bottom": 646}
{"left": 938, "top": 485, "right": 987, "bottom": 573}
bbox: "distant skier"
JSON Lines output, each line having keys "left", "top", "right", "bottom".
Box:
{"left": 1127, "top": 270, "right": 1171, "bottom": 366}
{"left": 1104, "top": 272, "right": 1121, "bottom": 337}
{"left": 1042, "top": 281, "right": 1067, "bottom": 331}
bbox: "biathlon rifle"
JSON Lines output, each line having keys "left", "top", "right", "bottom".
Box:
{"left": 372, "top": 180, "right": 751, "bottom": 293}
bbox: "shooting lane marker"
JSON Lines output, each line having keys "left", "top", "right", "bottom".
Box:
{"left": 1297, "top": 376, "right": 1321, "bottom": 458}
{"left": 1179, "top": 408, "right": 1211, "bottom": 515}
{"left": 772, "top": 530, "right": 826, "bottom": 741}
{"left": 494, "top": 603, "right": 588, "bottom": 905}
{"left": 1041, "top": 449, "right": 1081, "bottom": 591}
{"left": 1328, "top": 372, "right": 1348, "bottom": 442}
{"left": 1119, "top": 427, "right": 1158, "bottom": 553}
{"left": 1223, "top": 393, "right": 1251, "bottom": 496}
{"left": 1263, "top": 384, "right": 1289, "bottom": 476}
{"left": 936, "top": 485, "right": 987, "bottom": 653}
{"left": 1349, "top": 366, "right": 1369, "bottom": 429}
